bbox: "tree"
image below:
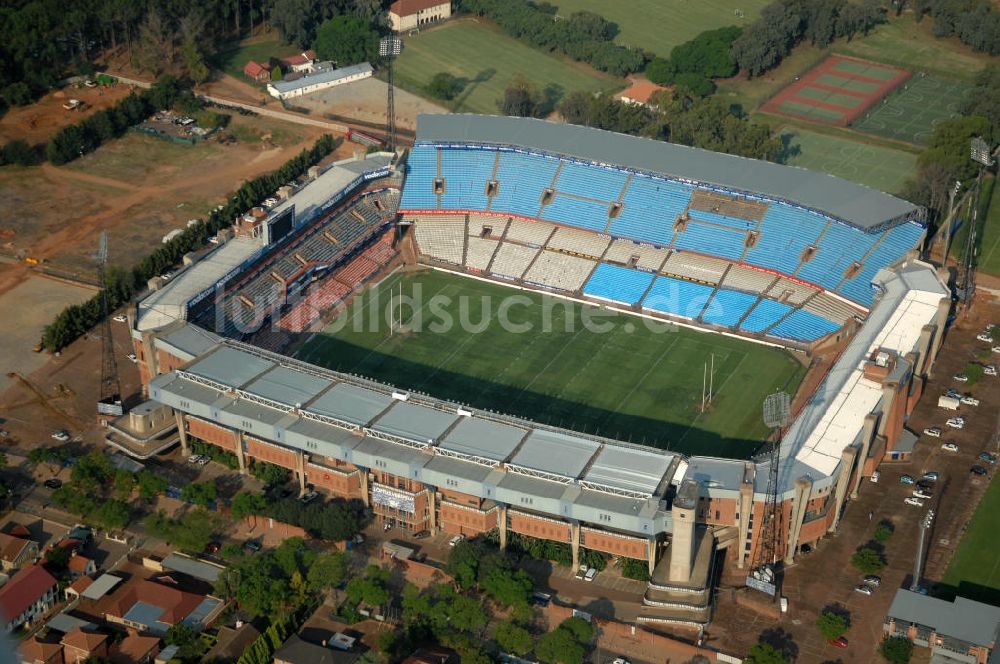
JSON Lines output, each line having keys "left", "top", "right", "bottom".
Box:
{"left": 181, "top": 481, "right": 217, "bottom": 507}
{"left": 497, "top": 74, "right": 545, "bottom": 118}
{"left": 879, "top": 636, "right": 913, "bottom": 663}
{"left": 850, "top": 547, "right": 886, "bottom": 574}
{"left": 873, "top": 523, "right": 894, "bottom": 543}
{"left": 272, "top": 65, "right": 283, "bottom": 82}
{"left": 93, "top": 500, "right": 131, "bottom": 530}
{"left": 744, "top": 643, "right": 790, "bottom": 664}
{"left": 645, "top": 57, "right": 676, "bottom": 85}
{"left": 426, "top": 72, "right": 464, "bottom": 101}
{"left": 251, "top": 462, "right": 288, "bottom": 487}
{"left": 231, "top": 491, "right": 268, "bottom": 518}
{"left": 28, "top": 447, "right": 64, "bottom": 476}
{"left": 0, "top": 453, "right": 7, "bottom": 469}
{"left": 494, "top": 620, "right": 532, "bottom": 656}
{"left": 446, "top": 539, "right": 484, "bottom": 589}
{"left": 1, "top": 140, "right": 37, "bottom": 166}
{"left": 166, "top": 623, "right": 199, "bottom": 652}
{"left": 346, "top": 565, "right": 391, "bottom": 607}
{"left": 816, "top": 611, "right": 849, "bottom": 640}
{"left": 535, "top": 628, "right": 585, "bottom": 664}
{"left": 136, "top": 470, "right": 168, "bottom": 500}
{"left": 673, "top": 72, "right": 715, "bottom": 98}
{"left": 313, "top": 16, "right": 380, "bottom": 67}
{"left": 307, "top": 552, "right": 346, "bottom": 591}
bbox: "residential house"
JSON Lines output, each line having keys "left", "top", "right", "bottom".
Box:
{"left": 61, "top": 628, "right": 109, "bottom": 663}
{"left": 885, "top": 589, "right": 1000, "bottom": 663}
{"left": 102, "top": 576, "right": 224, "bottom": 636}
{"left": 388, "top": 0, "right": 451, "bottom": 31}
{"left": 67, "top": 554, "right": 97, "bottom": 581}
{"left": 243, "top": 60, "right": 272, "bottom": 83}
{"left": 267, "top": 63, "right": 374, "bottom": 101}
{"left": 17, "top": 636, "right": 63, "bottom": 664}
{"left": 0, "top": 532, "right": 39, "bottom": 571}
{"left": 280, "top": 50, "right": 317, "bottom": 74}
{"left": 274, "top": 635, "right": 361, "bottom": 664}
{"left": 402, "top": 647, "right": 457, "bottom": 664}
{"left": 0, "top": 565, "right": 58, "bottom": 632}
{"left": 110, "top": 631, "right": 161, "bottom": 664}
{"left": 65, "top": 576, "right": 94, "bottom": 602}
{"left": 616, "top": 81, "right": 670, "bottom": 108}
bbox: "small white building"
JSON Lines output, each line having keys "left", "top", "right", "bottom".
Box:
{"left": 267, "top": 62, "right": 374, "bottom": 101}
{"left": 388, "top": 0, "right": 451, "bottom": 32}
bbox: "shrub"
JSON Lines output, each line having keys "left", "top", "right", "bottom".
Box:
{"left": 816, "top": 611, "right": 848, "bottom": 640}
{"left": 851, "top": 547, "right": 886, "bottom": 574}
{"left": 873, "top": 523, "right": 894, "bottom": 543}
{"left": 425, "top": 72, "right": 464, "bottom": 101}
{"left": 879, "top": 635, "right": 913, "bottom": 663}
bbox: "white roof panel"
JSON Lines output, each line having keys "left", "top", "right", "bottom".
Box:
{"left": 509, "top": 430, "right": 600, "bottom": 479}
{"left": 583, "top": 446, "right": 673, "bottom": 496}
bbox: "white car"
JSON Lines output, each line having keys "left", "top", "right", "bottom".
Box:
{"left": 913, "top": 490, "right": 933, "bottom": 499}
{"left": 904, "top": 497, "right": 925, "bottom": 507}
{"left": 854, "top": 584, "right": 873, "bottom": 595}
{"left": 448, "top": 534, "right": 465, "bottom": 547}
{"left": 208, "top": 236, "right": 220, "bottom": 244}
{"left": 160, "top": 272, "right": 173, "bottom": 281}
{"left": 954, "top": 374, "right": 969, "bottom": 383}
{"left": 961, "top": 396, "right": 980, "bottom": 406}
{"left": 187, "top": 454, "right": 203, "bottom": 464}
{"left": 946, "top": 388, "right": 962, "bottom": 398}
{"left": 986, "top": 365, "right": 998, "bottom": 377}
{"left": 113, "top": 314, "right": 127, "bottom": 323}
{"left": 584, "top": 568, "right": 597, "bottom": 582}
{"left": 50, "top": 431, "right": 70, "bottom": 442}
{"left": 870, "top": 470, "right": 880, "bottom": 483}
{"left": 942, "top": 442, "right": 959, "bottom": 452}
{"left": 946, "top": 417, "right": 966, "bottom": 429}
{"left": 977, "top": 333, "right": 994, "bottom": 343}
{"left": 923, "top": 427, "right": 942, "bottom": 438}
{"left": 992, "top": 345, "right": 1000, "bottom": 354}
{"left": 197, "top": 456, "right": 210, "bottom": 465}
{"left": 125, "top": 353, "right": 137, "bottom": 363}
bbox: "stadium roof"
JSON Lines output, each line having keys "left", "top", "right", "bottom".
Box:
{"left": 268, "top": 63, "right": 374, "bottom": 96}
{"left": 414, "top": 114, "right": 920, "bottom": 229}
{"left": 888, "top": 589, "right": 1000, "bottom": 646}
{"left": 136, "top": 236, "right": 264, "bottom": 332}
{"left": 243, "top": 366, "right": 333, "bottom": 407}
{"left": 306, "top": 383, "right": 393, "bottom": 426}
{"left": 188, "top": 345, "right": 272, "bottom": 387}
{"left": 268, "top": 153, "right": 393, "bottom": 226}
{"left": 371, "top": 401, "right": 459, "bottom": 444}
{"left": 439, "top": 417, "right": 527, "bottom": 462}
{"left": 583, "top": 446, "right": 674, "bottom": 496}
{"left": 509, "top": 430, "right": 601, "bottom": 480}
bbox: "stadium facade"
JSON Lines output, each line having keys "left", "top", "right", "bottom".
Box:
{"left": 128, "top": 116, "right": 949, "bottom": 626}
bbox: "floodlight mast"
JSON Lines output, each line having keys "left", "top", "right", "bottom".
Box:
{"left": 97, "top": 231, "right": 123, "bottom": 418}
{"left": 747, "top": 391, "right": 790, "bottom": 599}
{"left": 379, "top": 35, "right": 402, "bottom": 153}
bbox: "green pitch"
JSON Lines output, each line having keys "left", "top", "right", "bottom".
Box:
{"left": 394, "top": 20, "right": 620, "bottom": 115}
{"left": 851, "top": 75, "right": 971, "bottom": 145}
{"left": 780, "top": 126, "right": 917, "bottom": 195}
{"left": 551, "top": 0, "right": 770, "bottom": 58}
{"left": 943, "top": 468, "right": 1000, "bottom": 603}
{"left": 297, "top": 269, "right": 806, "bottom": 458}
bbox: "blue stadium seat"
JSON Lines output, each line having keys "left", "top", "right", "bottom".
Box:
{"left": 686, "top": 209, "right": 756, "bottom": 232}
{"left": 702, "top": 290, "right": 759, "bottom": 327}
{"left": 740, "top": 298, "right": 795, "bottom": 333}
{"left": 555, "top": 160, "right": 628, "bottom": 201}
{"left": 673, "top": 222, "right": 746, "bottom": 261}
{"left": 491, "top": 151, "right": 559, "bottom": 219}
{"left": 769, "top": 309, "right": 842, "bottom": 341}
{"left": 440, "top": 149, "right": 495, "bottom": 210}
{"left": 609, "top": 175, "right": 690, "bottom": 246}
{"left": 837, "top": 221, "right": 924, "bottom": 305}
{"left": 796, "top": 221, "right": 877, "bottom": 290}
{"left": 399, "top": 145, "right": 439, "bottom": 210}
{"left": 743, "top": 205, "right": 826, "bottom": 275}
{"left": 583, "top": 263, "right": 654, "bottom": 305}
{"left": 541, "top": 194, "right": 610, "bottom": 232}
{"left": 642, "top": 276, "right": 715, "bottom": 319}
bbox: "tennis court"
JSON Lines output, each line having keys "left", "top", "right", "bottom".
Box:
{"left": 851, "top": 74, "right": 972, "bottom": 145}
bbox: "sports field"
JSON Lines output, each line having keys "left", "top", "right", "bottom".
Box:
{"left": 762, "top": 55, "right": 909, "bottom": 127}
{"left": 297, "top": 269, "right": 806, "bottom": 458}
{"left": 394, "top": 20, "right": 620, "bottom": 115}
{"left": 550, "top": 0, "right": 769, "bottom": 57}
{"left": 780, "top": 127, "right": 917, "bottom": 195}
{"left": 973, "top": 176, "right": 1000, "bottom": 278}
{"left": 851, "top": 75, "right": 972, "bottom": 145}
{"left": 943, "top": 471, "right": 1000, "bottom": 602}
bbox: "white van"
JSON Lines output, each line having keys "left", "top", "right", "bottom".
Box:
{"left": 938, "top": 395, "right": 961, "bottom": 410}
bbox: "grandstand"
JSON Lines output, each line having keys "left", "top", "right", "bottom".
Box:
{"left": 128, "top": 116, "right": 951, "bottom": 630}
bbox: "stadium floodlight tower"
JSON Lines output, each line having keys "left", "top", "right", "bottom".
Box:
{"left": 379, "top": 35, "right": 402, "bottom": 153}
{"left": 96, "top": 231, "right": 123, "bottom": 418}
{"left": 747, "top": 390, "right": 791, "bottom": 599}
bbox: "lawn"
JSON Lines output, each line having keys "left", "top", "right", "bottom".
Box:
{"left": 780, "top": 126, "right": 917, "bottom": 194}
{"left": 393, "top": 19, "right": 622, "bottom": 115}
{"left": 943, "top": 470, "right": 1000, "bottom": 603}
{"left": 717, "top": 44, "right": 828, "bottom": 113}
{"left": 550, "top": 0, "right": 770, "bottom": 57}
{"left": 65, "top": 133, "right": 222, "bottom": 182}
{"left": 213, "top": 34, "right": 303, "bottom": 84}
{"left": 969, "top": 176, "right": 1000, "bottom": 277}
{"left": 851, "top": 75, "right": 972, "bottom": 145}
{"left": 296, "top": 269, "right": 806, "bottom": 458}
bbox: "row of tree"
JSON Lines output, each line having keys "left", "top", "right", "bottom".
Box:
{"left": 914, "top": 0, "right": 1000, "bottom": 55}
{"left": 40, "top": 132, "right": 337, "bottom": 352}
{"left": 458, "top": 0, "right": 645, "bottom": 76}
{"left": 230, "top": 489, "right": 366, "bottom": 542}
{"left": 46, "top": 75, "right": 188, "bottom": 165}
{"left": 731, "top": 0, "right": 886, "bottom": 78}
{"left": 555, "top": 89, "right": 783, "bottom": 161}
{"left": 646, "top": 26, "right": 743, "bottom": 98}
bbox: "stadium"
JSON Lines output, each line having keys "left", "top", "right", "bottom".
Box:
{"left": 126, "top": 114, "right": 949, "bottom": 628}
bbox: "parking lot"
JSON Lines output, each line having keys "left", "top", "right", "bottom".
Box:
{"left": 710, "top": 294, "right": 1000, "bottom": 662}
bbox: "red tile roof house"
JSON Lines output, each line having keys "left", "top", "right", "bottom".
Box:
{"left": 280, "top": 50, "right": 318, "bottom": 73}
{"left": 243, "top": 60, "right": 272, "bottom": 83}
{"left": 61, "top": 627, "right": 109, "bottom": 662}
{"left": 0, "top": 531, "right": 39, "bottom": 571}
{"left": 109, "top": 630, "right": 160, "bottom": 664}
{"left": 0, "top": 564, "right": 58, "bottom": 632}
{"left": 17, "top": 635, "right": 63, "bottom": 664}
{"left": 101, "top": 577, "right": 224, "bottom": 636}
{"left": 67, "top": 553, "right": 97, "bottom": 580}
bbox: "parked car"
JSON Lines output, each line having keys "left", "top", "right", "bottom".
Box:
{"left": 917, "top": 480, "right": 935, "bottom": 491}
{"left": 954, "top": 374, "right": 969, "bottom": 383}
{"left": 992, "top": 345, "right": 1000, "bottom": 354}
{"left": 412, "top": 530, "right": 431, "bottom": 539}
{"left": 576, "top": 565, "right": 588, "bottom": 580}
{"left": 923, "top": 427, "right": 942, "bottom": 438}
{"left": 971, "top": 465, "right": 989, "bottom": 476}
{"left": 208, "top": 235, "right": 220, "bottom": 244}
{"left": 913, "top": 489, "right": 933, "bottom": 500}
{"left": 922, "top": 472, "right": 939, "bottom": 482}
{"left": 985, "top": 365, "right": 998, "bottom": 377}
{"left": 854, "top": 584, "right": 873, "bottom": 595}
{"left": 904, "top": 497, "right": 925, "bottom": 507}
{"left": 869, "top": 471, "right": 880, "bottom": 483}
{"left": 977, "top": 332, "right": 994, "bottom": 343}
{"left": 43, "top": 479, "right": 62, "bottom": 490}
{"left": 125, "top": 353, "right": 137, "bottom": 363}
{"left": 299, "top": 491, "right": 319, "bottom": 504}
{"left": 187, "top": 454, "right": 203, "bottom": 464}
{"left": 113, "top": 314, "right": 127, "bottom": 323}
{"left": 900, "top": 475, "right": 915, "bottom": 485}
{"left": 979, "top": 452, "right": 997, "bottom": 464}
{"left": 197, "top": 456, "right": 209, "bottom": 466}
{"left": 961, "top": 396, "right": 980, "bottom": 406}
{"left": 942, "top": 442, "right": 960, "bottom": 452}
{"left": 828, "top": 637, "right": 849, "bottom": 648}
{"left": 946, "top": 388, "right": 962, "bottom": 398}
{"left": 864, "top": 575, "right": 882, "bottom": 587}
{"left": 448, "top": 534, "right": 465, "bottom": 547}
{"left": 50, "top": 430, "right": 70, "bottom": 442}
{"left": 946, "top": 417, "right": 966, "bottom": 429}
{"left": 584, "top": 568, "right": 597, "bottom": 582}
{"left": 244, "top": 539, "right": 262, "bottom": 553}
{"left": 531, "top": 592, "right": 552, "bottom": 607}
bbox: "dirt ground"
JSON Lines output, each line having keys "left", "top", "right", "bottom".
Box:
{"left": 0, "top": 82, "right": 135, "bottom": 146}
{"left": 709, "top": 292, "right": 1000, "bottom": 663}
{"left": 291, "top": 77, "right": 447, "bottom": 131}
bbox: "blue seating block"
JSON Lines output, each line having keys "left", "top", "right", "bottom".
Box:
{"left": 769, "top": 309, "right": 842, "bottom": 341}
{"left": 556, "top": 160, "right": 628, "bottom": 201}
{"left": 702, "top": 290, "right": 759, "bottom": 327}
{"left": 740, "top": 299, "right": 794, "bottom": 333}
{"left": 440, "top": 149, "right": 494, "bottom": 210}
{"left": 583, "top": 263, "right": 654, "bottom": 304}
{"left": 400, "top": 145, "right": 439, "bottom": 210}
{"left": 673, "top": 222, "right": 746, "bottom": 261}
{"left": 642, "top": 276, "right": 715, "bottom": 319}
{"left": 491, "top": 151, "right": 558, "bottom": 219}
{"left": 541, "top": 194, "right": 610, "bottom": 232}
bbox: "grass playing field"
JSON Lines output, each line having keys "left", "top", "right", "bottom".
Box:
{"left": 393, "top": 19, "right": 621, "bottom": 115}
{"left": 548, "top": 0, "right": 770, "bottom": 57}
{"left": 297, "top": 269, "right": 807, "bottom": 458}
{"left": 943, "top": 469, "right": 1000, "bottom": 603}
{"left": 851, "top": 75, "right": 971, "bottom": 145}
{"left": 780, "top": 126, "right": 917, "bottom": 195}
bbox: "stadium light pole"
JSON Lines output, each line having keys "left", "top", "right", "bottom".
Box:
{"left": 379, "top": 35, "right": 402, "bottom": 153}
{"left": 941, "top": 180, "right": 961, "bottom": 265}
{"left": 910, "top": 510, "right": 934, "bottom": 592}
